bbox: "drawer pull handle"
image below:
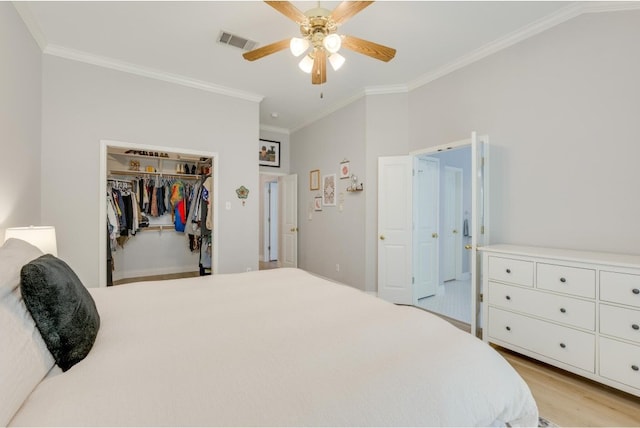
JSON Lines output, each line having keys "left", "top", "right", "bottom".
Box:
{"left": 506, "top": 269, "right": 511, "bottom": 274}
{"left": 560, "top": 277, "right": 567, "bottom": 283}
{"left": 560, "top": 308, "right": 567, "bottom": 313}
{"left": 506, "top": 326, "right": 511, "bottom": 331}
{"left": 633, "top": 324, "right": 639, "bottom": 331}
{"left": 560, "top": 343, "right": 566, "bottom": 349}
{"left": 505, "top": 295, "right": 511, "bottom": 301}
{"left": 633, "top": 365, "right": 639, "bottom": 372}
{"left": 634, "top": 288, "right": 640, "bottom": 295}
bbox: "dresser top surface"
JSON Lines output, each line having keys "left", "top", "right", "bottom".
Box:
{"left": 481, "top": 244, "right": 640, "bottom": 269}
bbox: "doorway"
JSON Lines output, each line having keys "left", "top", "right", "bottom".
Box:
{"left": 259, "top": 173, "right": 298, "bottom": 270}
{"left": 377, "top": 132, "right": 488, "bottom": 336}
{"left": 261, "top": 175, "right": 279, "bottom": 269}
{"left": 414, "top": 146, "right": 471, "bottom": 323}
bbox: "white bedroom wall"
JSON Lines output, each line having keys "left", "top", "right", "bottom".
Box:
{"left": 408, "top": 9, "right": 640, "bottom": 256}
{"left": 41, "top": 55, "right": 260, "bottom": 287}
{"left": 0, "top": 3, "right": 42, "bottom": 239}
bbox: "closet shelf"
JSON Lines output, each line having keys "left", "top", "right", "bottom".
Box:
{"left": 109, "top": 169, "right": 201, "bottom": 180}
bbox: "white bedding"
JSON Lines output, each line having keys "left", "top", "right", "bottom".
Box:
{"left": 10, "top": 268, "right": 538, "bottom": 427}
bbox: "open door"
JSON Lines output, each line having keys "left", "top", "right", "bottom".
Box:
{"left": 413, "top": 156, "right": 439, "bottom": 300}
{"left": 279, "top": 174, "right": 298, "bottom": 268}
{"left": 378, "top": 156, "right": 413, "bottom": 304}
{"left": 470, "top": 132, "right": 488, "bottom": 338}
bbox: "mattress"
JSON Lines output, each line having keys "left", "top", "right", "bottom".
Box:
{"left": 10, "top": 268, "right": 538, "bottom": 426}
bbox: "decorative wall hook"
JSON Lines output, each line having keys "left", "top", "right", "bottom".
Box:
{"left": 236, "top": 186, "right": 249, "bottom": 206}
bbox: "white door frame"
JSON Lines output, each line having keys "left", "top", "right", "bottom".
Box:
{"left": 99, "top": 139, "right": 219, "bottom": 288}
{"left": 260, "top": 171, "right": 288, "bottom": 264}
{"left": 410, "top": 135, "right": 489, "bottom": 337}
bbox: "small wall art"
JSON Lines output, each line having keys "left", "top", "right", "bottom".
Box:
{"left": 310, "top": 169, "right": 320, "bottom": 190}
{"left": 322, "top": 173, "right": 336, "bottom": 206}
{"left": 259, "top": 139, "right": 280, "bottom": 167}
{"left": 340, "top": 160, "right": 350, "bottom": 179}
{"left": 314, "top": 196, "right": 323, "bottom": 211}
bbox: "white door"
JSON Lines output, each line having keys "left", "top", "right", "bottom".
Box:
{"left": 279, "top": 174, "right": 298, "bottom": 268}
{"left": 378, "top": 156, "right": 413, "bottom": 304}
{"left": 443, "top": 167, "right": 462, "bottom": 281}
{"left": 470, "top": 132, "right": 488, "bottom": 338}
{"left": 413, "top": 157, "right": 439, "bottom": 300}
{"left": 268, "top": 181, "right": 278, "bottom": 261}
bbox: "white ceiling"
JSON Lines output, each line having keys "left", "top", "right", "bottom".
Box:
{"left": 17, "top": 1, "right": 598, "bottom": 132}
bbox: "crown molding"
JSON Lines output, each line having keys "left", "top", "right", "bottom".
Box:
{"left": 43, "top": 44, "right": 264, "bottom": 103}
{"left": 260, "top": 125, "right": 290, "bottom": 135}
{"left": 12, "top": 1, "right": 47, "bottom": 51}
{"left": 364, "top": 84, "right": 409, "bottom": 96}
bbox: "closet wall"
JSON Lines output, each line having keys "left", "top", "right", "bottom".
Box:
{"left": 106, "top": 146, "right": 212, "bottom": 283}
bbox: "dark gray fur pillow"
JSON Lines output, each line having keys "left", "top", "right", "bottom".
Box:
{"left": 20, "top": 254, "right": 100, "bottom": 371}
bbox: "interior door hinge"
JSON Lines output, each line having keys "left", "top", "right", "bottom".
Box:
{"left": 480, "top": 225, "right": 485, "bottom": 234}
{"left": 480, "top": 293, "right": 484, "bottom": 302}
{"left": 412, "top": 276, "right": 415, "bottom": 284}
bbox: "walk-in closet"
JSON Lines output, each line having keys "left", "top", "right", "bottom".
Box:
{"left": 106, "top": 146, "right": 214, "bottom": 286}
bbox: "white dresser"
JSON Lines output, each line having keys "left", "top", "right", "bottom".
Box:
{"left": 481, "top": 244, "right": 640, "bottom": 397}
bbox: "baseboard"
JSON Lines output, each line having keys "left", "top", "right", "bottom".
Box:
{"left": 112, "top": 265, "right": 198, "bottom": 282}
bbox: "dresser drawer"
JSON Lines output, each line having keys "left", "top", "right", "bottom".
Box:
{"left": 600, "top": 304, "right": 640, "bottom": 344}
{"left": 600, "top": 337, "right": 640, "bottom": 391}
{"left": 488, "top": 256, "right": 533, "bottom": 287}
{"left": 488, "top": 282, "right": 595, "bottom": 330}
{"left": 488, "top": 307, "right": 595, "bottom": 372}
{"left": 537, "top": 263, "right": 595, "bottom": 298}
{"left": 600, "top": 271, "right": 640, "bottom": 309}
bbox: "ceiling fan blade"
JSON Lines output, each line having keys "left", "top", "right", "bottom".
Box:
{"left": 331, "top": 1, "right": 374, "bottom": 25}
{"left": 242, "top": 39, "right": 290, "bottom": 61}
{"left": 311, "top": 50, "right": 327, "bottom": 85}
{"left": 341, "top": 35, "right": 396, "bottom": 62}
{"left": 264, "top": 1, "right": 307, "bottom": 24}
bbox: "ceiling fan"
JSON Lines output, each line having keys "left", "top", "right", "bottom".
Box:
{"left": 242, "top": 1, "right": 396, "bottom": 85}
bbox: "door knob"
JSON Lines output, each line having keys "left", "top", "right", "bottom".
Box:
{"left": 453, "top": 229, "right": 458, "bottom": 234}
{"left": 465, "top": 245, "right": 473, "bottom": 250}
{"left": 432, "top": 233, "right": 439, "bottom": 238}
{"left": 379, "top": 235, "right": 385, "bottom": 240}
{"left": 290, "top": 227, "right": 298, "bottom": 232}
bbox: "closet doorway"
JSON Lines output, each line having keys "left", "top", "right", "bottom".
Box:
{"left": 99, "top": 140, "right": 219, "bottom": 287}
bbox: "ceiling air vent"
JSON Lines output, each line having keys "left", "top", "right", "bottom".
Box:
{"left": 217, "top": 31, "right": 258, "bottom": 51}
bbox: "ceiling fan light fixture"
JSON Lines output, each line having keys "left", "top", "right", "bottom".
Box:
{"left": 298, "top": 54, "right": 314, "bottom": 73}
{"left": 323, "top": 33, "right": 341, "bottom": 54}
{"left": 329, "top": 52, "right": 345, "bottom": 71}
{"left": 290, "top": 37, "right": 309, "bottom": 57}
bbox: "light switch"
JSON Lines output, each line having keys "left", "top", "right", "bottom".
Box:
{"left": 225, "top": 201, "right": 231, "bottom": 210}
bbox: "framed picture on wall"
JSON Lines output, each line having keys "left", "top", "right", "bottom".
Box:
{"left": 259, "top": 139, "right": 280, "bottom": 167}
{"left": 314, "top": 196, "right": 323, "bottom": 211}
{"left": 340, "top": 161, "right": 350, "bottom": 179}
{"left": 322, "top": 174, "right": 336, "bottom": 206}
{"left": 310, "top": 169, "right": 320, "bottom": 190}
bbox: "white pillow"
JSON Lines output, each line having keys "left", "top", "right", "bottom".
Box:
{"left": 0, "top": 238, "right": 55, "bottom": 426}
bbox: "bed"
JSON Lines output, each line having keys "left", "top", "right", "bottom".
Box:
{"left": 1, "top": 238, "right": 538, "bottom": 427}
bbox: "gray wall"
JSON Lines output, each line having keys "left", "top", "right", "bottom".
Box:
{"left": 41, "top": 56, "right": 260, "bottom": 287}
{"left": 291, "top": 99, "right": 367, "bottom": 288}
{"left": 409, "top": 9, "right": 640, "bottom": 255}
{"left": 0, "top": 3, "right": 42, "bottom": 239}
{"left": 292, "top": 9, "right": 640, "bottom": 293}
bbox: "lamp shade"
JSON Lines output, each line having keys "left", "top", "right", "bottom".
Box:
{"left": 329, "top": 52, "right": 346, "bottom": 71}
{"left": 323, "top": 34, "right": 341, "bottom": 54}
{"left": 298, "top": 54, "right": 314, "bottom": 74}
{"left": 290, "top": 37, "right": 309, "bottom": 57}
{"left": 4, "top": 226, "right": 57, "bottom": 256}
